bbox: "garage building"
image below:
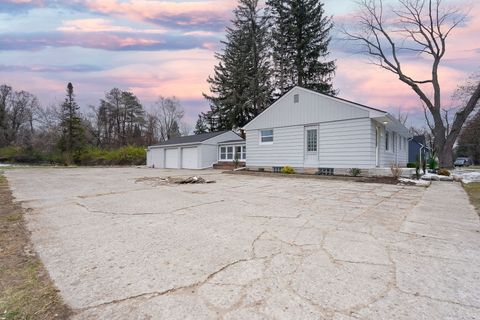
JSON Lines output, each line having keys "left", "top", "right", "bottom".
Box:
{"left": 147, "top": 131, "right": 244, "bottom": 169}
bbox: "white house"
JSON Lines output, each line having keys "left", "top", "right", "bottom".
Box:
{"left": 243, "top": 86, "right": 411, "bottom": 173}
{"left": 147, "top": 131, "right": 244, "bottom": 169}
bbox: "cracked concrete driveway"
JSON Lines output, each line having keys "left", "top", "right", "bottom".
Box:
{"left": 5, "top": 168, "right": 480, "bottom": 319}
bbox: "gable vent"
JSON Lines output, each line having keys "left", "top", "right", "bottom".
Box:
{"left": 294, "top": 94, "right": 299, "bottom": 103}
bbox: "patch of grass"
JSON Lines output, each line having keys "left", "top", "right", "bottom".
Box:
{"left": 0, "top": 174, "right": 70, "bottom": 320}
{"left": 463, "top": 182, "right": 480, "bottom": 216}
{"left": 4, "top": 213, "right": 22, "bottom": 222}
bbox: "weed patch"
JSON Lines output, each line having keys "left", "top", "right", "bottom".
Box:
{"left": 0, "top": 174, "right": 70, "bottom": 320}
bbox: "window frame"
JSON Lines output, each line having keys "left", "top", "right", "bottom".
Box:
{"left": 306, "top": 128, "right": 318, "bottom": 153}
{"left": 220, "top": 146, "right": 227, "bottom": 160}
{"left": 226, "top": 146, "right": 234, "bottom": 160}
{"left": 294, "top": 94, "right": 299, "bottom": 103}
{"left": 218, "top": 145, "right": 246, "bottom": 161}
{"left": 260, "top": 129, "right": 274, "bottom": 145}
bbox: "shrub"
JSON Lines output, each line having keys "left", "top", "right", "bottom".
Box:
{"left": 0, "top": 146, "right": 61, "bottom": 164}
{"left": 406, "top": 162, "right": 417, "bottom": 168}
{"left": 390, "top": 162, "right": 403, "bottom": 180}
{"left": 437, "top": 168, "right": 451, "bottom": 176}
{"left": 428, "top": 157, "right": 438, "bottom": 170}
{"left": 281, "top": 166, "right": 295, "bottom": 174}
{"left": 75, "top": 146, "right": 146, "bottom": 166}
{"left": 349, "top": 168, "right": 361, "bottom": 177}
{"left": 233, "top": 154, "right": 239, "bottom": 169}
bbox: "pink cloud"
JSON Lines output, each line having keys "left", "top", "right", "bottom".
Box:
{"left": 82, "top": 0, "right": 235, "bottom": 30}
{"left": 58, "top": 18, "right": 166, "bottom": 34}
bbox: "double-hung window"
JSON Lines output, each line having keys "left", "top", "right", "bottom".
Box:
{"left": 220, "top": 146, "right": 234, "bottom": 160}
{"left": 220, "top": 146, "right": 227, "bottom": 160}
{"left": 226, "top": 146, "right": 233, "bottom": 159}
{"left": 260, "top": 129, "right": 273, "bottom": 144}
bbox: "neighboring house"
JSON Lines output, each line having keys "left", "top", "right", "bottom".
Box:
{"left": 243, "top": 86, "right": 411, "bottom": 173}
{"left": 147, "top": 131, "right": 244, "bottom": 169}
{"left": 408, "top": 135, "right": 431, "bottom": 164}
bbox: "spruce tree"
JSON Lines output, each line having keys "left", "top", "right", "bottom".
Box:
{"left": 203, "top": 0, "right": 272, "bottom": 131}
{"left": 59, "top": 82, "right": 85, "bottom": 157}
{"left": 268, "top": 0, "right": 336, "bottom": 96}
{"left": 194, "top": 114, "right": 208, "bottom": 134}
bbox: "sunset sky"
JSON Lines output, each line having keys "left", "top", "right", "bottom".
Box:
{"left": 0, "top": 0, "right": 478, "bottom": 128}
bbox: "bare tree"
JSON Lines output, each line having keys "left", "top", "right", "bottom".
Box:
{"left": 152, "top": 96, "right": 185, "bottom": 141}
{"left": 344, "top": 0, "right": 480, "bottom": 167}
{"left": 396, "top": 108, "right": 409, "bottom": 125}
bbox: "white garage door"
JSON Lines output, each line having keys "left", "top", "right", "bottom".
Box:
{"left": 181, "top": 147, "right": 198, "bottom": 169}
{"left": 165, "top": 149, "right": 179, "bottom": 168}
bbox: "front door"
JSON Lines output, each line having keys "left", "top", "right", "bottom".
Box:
{"left": 304, "top": 126, "right": 318, "bottom": 166}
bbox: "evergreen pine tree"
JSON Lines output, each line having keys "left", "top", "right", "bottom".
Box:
{"left": 268, "top": 0, "right": 336, "bottom": 96}
{"left": 203, "top": 0, "right": 272, "bottom": 131}
{"left": 59, "top": 82, "right": 85, "bottom": 157}
{"left": 194, "top": 114, "right": 209, "bottom": 134}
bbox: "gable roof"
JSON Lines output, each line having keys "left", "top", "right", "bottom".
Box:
{"left": 305, "top": 88, "right": 387, "bottom": 114}
{"left": 243, "top": 86, "right": 388, "bottom": 130}
{"left": 152, "top": 131, "right": 232, "bottom": 147}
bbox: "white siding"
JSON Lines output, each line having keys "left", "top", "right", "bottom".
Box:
{"left": 379, "top": 127, "right": 408, "bottom": 167}
{"left": 199, "top": 144, "right": 219, "bottom": 169}
{"left": 318, "top": 118, "right": 375, "bottom": 168}
{"left": 244, "top": 87, "right": 371, "bottom": 130}
{"left": 246, "top": 126, "right": 304, "bottom": 167}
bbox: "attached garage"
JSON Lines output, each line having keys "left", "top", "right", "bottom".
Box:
{"left": 147, "top": 131, "right": 244, "bottom": 169}
{"left": 165, "top": 149, "right": 179, "bottom": 168}
{"left": 181, "top": 147, "right": 198, "bottom": 169}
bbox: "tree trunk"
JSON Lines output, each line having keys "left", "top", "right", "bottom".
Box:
{"left": 438, "top": 142, "right": 454, "bottom": 168}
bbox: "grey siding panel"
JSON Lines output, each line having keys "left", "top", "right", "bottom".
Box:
{"left": 379, "top": 127, "right": 409, "bottom": 167}
{"left": 246, "top": 118, "right": 377, "bottom": 169}
{"left": 318, "top": 118, "right": 375, "bottom": 168}
{"left": 245, "top": 87, "right": 370, "bottom": 130}
{"left": 200, "top": 144, "right": 218, "bottom": 169}
{"left": 246, "top": 126, "right": 304, "bottom": 167}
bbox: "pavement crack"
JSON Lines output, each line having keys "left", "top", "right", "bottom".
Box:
{"left": 75, "top": 256, "right": 254, "bottom": 313}
{"left": 75, "top": 200, "right": 224, "bottom": 216}
{"left": 396, "top": 288, "right": 480, "bottom": 310}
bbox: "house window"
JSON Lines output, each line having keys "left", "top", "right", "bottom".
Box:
{"left": 294, "top": 94, "right": 299, "bottom": 103}
{"left": 307, "top": 129, "right": 317, "bottom": 152}
{"left": 226, "top": 146, "right": 233, "bottom": 159}
{"left": 260, "top": 129, "right": 273, "bottom": 143}
{"left": 235, "top": 146, "right": 245, "bottom": 160}
{"left": 399, "top": 136, "right": 402, "bottom": 150}
{"left": 385, "top": 131, "right": 389, "bottom": 151}
{"left": 220, "top": 145, "right": 246, "bottom": 161}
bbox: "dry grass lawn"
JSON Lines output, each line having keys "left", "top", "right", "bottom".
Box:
{"left": 464, "top": 182, "right": 480, "bottom": 216}
{"left": 0, "top": 173, "right": 70, "bottom": 320}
